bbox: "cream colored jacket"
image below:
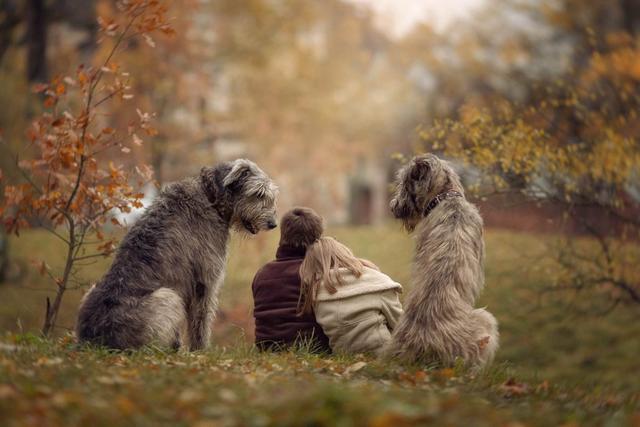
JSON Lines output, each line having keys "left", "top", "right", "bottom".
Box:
{"left": 314, "top": 267, "right": 404, "bottom": 355}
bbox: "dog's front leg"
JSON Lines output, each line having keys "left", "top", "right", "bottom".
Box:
{"left": 186, "top": 280, "right": 212, "bottom": 351}
{"left": 187, "top": 256, "right": 225, "bottom": 351}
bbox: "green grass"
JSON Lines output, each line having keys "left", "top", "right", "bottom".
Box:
{"left": 0, "top": 335, "right": 638, "bottom": 426}
{"left": 0, "top": 225, "right": 639, "bottom": 425}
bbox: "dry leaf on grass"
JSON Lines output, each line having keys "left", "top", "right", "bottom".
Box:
{"left": 96, "top": 375, "right": 129, "bottom": 385}
{"left": 344, "top": 361, "right": 367, "bottom": 376}
{"left": 0, "top": 384, "right": 17, "bottom": 399}
{"left": 35, "top": 357, "right": 63, "bottom": 366}
{"left": 500, "top": 378, "right": 530, "bottom": 397}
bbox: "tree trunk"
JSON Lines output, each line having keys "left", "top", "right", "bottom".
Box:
{"left": 0, "top": 229, "right": 8, "bottom": 282}
{"left": 42, "top": 284, "right": 66, "bottom": 337}
{"left": 622, "top": 0, "right": 640, "bottom": 36}
{"left": 151, "top": 137, "right": 167, "bottom": 185}
{"left": 26, "top": 0, "right": 47, "bottom": 82}
{"left": 0, "top": 0, "right": 21, "bottom": 64}
{"left": 41, "top": 220, "right": 76, "bottom": 337}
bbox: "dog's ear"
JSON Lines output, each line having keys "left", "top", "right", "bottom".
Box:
{"left": 200, "top": 166, "right": 223, "bottom": 201}
{"left": 409, "top": 155, "right": 433, "bottom": 182}
{"left": 411, "top": 154, "right": 444, "bottom": 187}
{"left": 223, "top": 159, "right": 253, "bottom": 190}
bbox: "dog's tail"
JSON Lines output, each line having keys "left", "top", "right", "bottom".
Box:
{"left": 470, "top": 307, "right": 499, "bottom": 367}
{"left": 382, "top": 298, "right": 499, "bottom": 369}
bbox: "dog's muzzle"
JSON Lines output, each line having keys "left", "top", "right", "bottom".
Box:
{"left": 242, "top": 219, "right": 258, "bottom": 234}
{"left": 390, "top": 198, "right": 407, "bottom": 219}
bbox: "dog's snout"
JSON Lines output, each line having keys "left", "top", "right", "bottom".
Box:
{"left": 267, "top": 219, "right": 278, "bottom": 230}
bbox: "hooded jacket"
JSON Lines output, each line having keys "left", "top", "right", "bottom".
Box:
{"left": 314, "top": 266, "right": 403, "bottom": 355}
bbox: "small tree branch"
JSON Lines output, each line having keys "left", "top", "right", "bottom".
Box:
{"left": 73, "top": 252, "right": 109, "bottom": 262}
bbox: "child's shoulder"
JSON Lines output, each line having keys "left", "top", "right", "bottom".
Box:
{"left": 252, "top": 257, "right": 303, "bottom": 285}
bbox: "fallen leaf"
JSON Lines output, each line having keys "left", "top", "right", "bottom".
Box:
{"left": 178, "top": 389, "right": 203, "bottom": 404}
{"left": 0, "top": 384, "right": 17, "bottom": 399}
{"left": 0, "top": 343, "right": 18, "bottom": 352}
{"left": 35, "top": 357, "right": 63, "bottom": 366}
{"left": 218, "top": 389, "right": 236, "bottom": 402}
{"left": 51, "top": 391, "right": 82, "bottom": 408}
{"left": 437, "top": 368, "right": 455, "bottom": 379}
{"left": 536, "top": 380, "right": 549, "bottom": 393}
{"left": 344, "top": 361, "right": 367, "bottom": 376}
{"left": 414, "top": 370, "right": 428, "bottom": 382}
{"left": 96, "top": 375, "right": 129, "bottom": 385}
{"left": 191, "top": 421, "right": 220, "bottom": 427}
{"left": 369, "top": 412, "right": 411, "bottom": 427}
{"left": 116, "top": 395, "right": 137, "bottom": 415}
{"left": 500, "top": 378, "right": 530, "bottom": 397}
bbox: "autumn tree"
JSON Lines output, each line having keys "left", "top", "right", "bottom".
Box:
{"left": 0, "top": 0, "right": 174, "bottom": 336}
{"left": 418, "top": 0, "right": 640, "bottom": 311}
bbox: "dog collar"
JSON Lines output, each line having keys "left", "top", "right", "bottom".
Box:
{"left": 423, "top": 190, "right": 463, "bottom": 216}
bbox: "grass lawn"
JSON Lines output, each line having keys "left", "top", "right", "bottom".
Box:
{"left": 0, "top": 225, "right": 639, "bottom": 426}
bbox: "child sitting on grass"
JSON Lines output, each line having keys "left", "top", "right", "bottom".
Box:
{"left": 252, "top": 207, "right": 331, "bottom": 352}
{"left": 298, "top": 236, "right": 404, "bottom": 355}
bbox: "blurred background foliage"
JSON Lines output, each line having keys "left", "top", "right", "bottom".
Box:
{"left": 2, "top": 0, "right": 638, "bottom": 221}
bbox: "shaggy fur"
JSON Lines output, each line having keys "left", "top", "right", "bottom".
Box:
{"left": 76, "top": 159, "right": 278, "bottom": 350}
{"left": 385, "top": 154, "right": 499, "bottom": 368}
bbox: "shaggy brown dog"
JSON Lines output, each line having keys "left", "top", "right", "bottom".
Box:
{"left": 385, "top": 154, "right": 498, "bottom": 368}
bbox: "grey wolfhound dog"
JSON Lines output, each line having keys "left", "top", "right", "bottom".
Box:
{"left": 76, "top": 159, "right": 278, "bottom": 350}
{"left": 385, "top": 154, "right": 498, "bottom": 368}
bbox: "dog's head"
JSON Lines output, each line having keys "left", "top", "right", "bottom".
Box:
{"left": 201, "top": 159, "right": 278, "bottom": 235}
{"left": 389, "top": 153, "right": 461, "bottom": 231}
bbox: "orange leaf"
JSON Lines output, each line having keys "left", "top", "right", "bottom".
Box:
{"left": 32, "top": 83, "right": 48, "bottom": 93}
{"left": 500, "top": 378, "right": 530, "bottom": 397}
{"left": 78, "top": 71, "right": 88, "bottom": 86}
{"left": 39, "top": 261, "right": 49, "bottom": 276}
{"left": 438, "top": 368, "right": 455, "bottom": 379}
{"left": 414, "top": 370, "right": 428, "bottom": 382}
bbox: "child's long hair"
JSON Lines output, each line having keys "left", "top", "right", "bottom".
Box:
{"left": 298, "top": 236, "right": 377, "bottom": 315}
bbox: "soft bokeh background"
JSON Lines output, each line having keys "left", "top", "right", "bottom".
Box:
{"left": 1, "top": 0, "right": 639, "bottom": 410}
